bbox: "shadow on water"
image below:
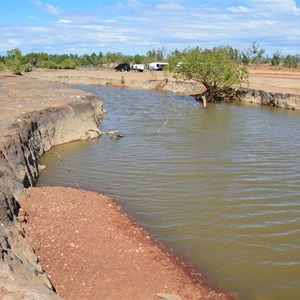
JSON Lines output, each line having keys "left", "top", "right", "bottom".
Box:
{"left": 38, "top": 85, "right": 300, "bottom": 300}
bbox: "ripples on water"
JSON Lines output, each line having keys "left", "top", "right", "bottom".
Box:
{"left": 38, "top": 86, "right": 300, "bottom": 300}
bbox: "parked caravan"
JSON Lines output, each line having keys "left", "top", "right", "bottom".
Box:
{"left": 132, "top": 64, "right": 145, "bottom": 72}
{"left": 146, "top": 62, "right": 168, "bottom": 70}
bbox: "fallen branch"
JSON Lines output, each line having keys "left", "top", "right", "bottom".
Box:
{"left": 55, "top": 152, "right": 80, "bottom": 189}
{"left": 155, "top": 115, "right": 169, "bottom": 135}
{"left": 83, "top": 119, "right": 123, "bottom": 139}
{"left": 99, "top": 130, "right": 124, "bottom": 139}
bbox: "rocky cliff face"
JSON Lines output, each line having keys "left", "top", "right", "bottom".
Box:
{"left": 0, "top": 95, "right": 103, "bottom": 299}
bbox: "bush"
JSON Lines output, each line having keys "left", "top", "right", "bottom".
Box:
{"left": 24, "top": 63, "right": 33, "bottom": 72}
{"left": 60, "top": 58, "right": 77, "bottom": 69}
{"left": 10, "top": 59, "right": 23, "bottom": 75}
{"left": 43, "top": 60, "right": 57, "bottom": 69}
{"left": 0, "top": 62, "right": 6, "bottom": 71}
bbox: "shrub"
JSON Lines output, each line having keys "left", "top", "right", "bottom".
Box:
{"left": 0, "top": 62, "right": 6, "bottom": 71}
{"left": 24, "top": 63, "right": 33, "bottom": 72}
{"left": 60, "top": 58, "right": 77, "bottom": 69}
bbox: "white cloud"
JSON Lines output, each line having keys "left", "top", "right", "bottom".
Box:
{"left": 250, "top": 0, "right": 300, "bottom": 14}
{"left": 57, "top": 19, "right": 72, "bottom": 24}
{"left": 227, "top": 6, "right": 252, "bottom": 13}
{"left": 155, "top": 3, "right": 184, "bottom": 11}
{"left": 9, "top": 39, "right": 21, "bottom": 45}
{"left": 103, "top": 20, "right": 117, "bottom": 23}
{"left": 33, "top": 0, "right": 63, "bottom": 15}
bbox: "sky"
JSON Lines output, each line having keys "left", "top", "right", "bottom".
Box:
{"left": 1, "top": 0, "right": 300, "bottom": 56}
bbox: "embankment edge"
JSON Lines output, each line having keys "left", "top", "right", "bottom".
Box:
{"left": 0, "top": 94, "right": 103, "bottom": 299}
{"left": 25, "top": 72, "right": 300, "bottom": 110}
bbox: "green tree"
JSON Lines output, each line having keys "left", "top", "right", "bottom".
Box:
{"left": 146, "top": 47, "right": 167, "bottom": 62}
{"left": 271, "top": 51, "right": 282, "bottom": 66}
{"left": 0, "top": 62, "right": 6, "bottom": 71}
{"left": 5, "top": 48, "right": 24, "bottom": 75}
{"left": 43, "top": 60, "right": 57, "bottom": 69}
{"left": 248, "top": 42, "right": 265, "bottom": 66}
{"left": 60, "top": 58, "right": 77, "bottom": 69}
{"left": 284, "top": 55, "right": 298, "bottom": 68}
{"left": 133, "top": 54, "right": 146, "bottom": 64}
{"left": 172, "top": 47, "right": 249, "bottom": 102}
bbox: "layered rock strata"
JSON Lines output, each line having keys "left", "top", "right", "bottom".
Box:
{"left": 0, "top": 95, "right": 103, "bottom": 299}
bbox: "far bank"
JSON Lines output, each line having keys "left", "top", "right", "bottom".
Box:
{"left": 24, "top": 68, "right": 300, "bottom": 110}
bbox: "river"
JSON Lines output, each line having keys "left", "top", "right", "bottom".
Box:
{"left": 38, "top": 86, "right": 300, "bottom": 300}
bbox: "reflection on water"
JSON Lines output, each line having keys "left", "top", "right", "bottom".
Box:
{"left": 38, "top": 86, "right": 300, "bottom": 300}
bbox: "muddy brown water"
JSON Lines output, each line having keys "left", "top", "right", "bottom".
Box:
{"left": 38, "top": 86, "right": 300, "bottom": 300}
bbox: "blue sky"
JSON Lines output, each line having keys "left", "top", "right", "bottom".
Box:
{"left": 1, "top": 0, "right": 300, "bottom": 56}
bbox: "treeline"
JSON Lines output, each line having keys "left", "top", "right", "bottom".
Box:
{"left": 0, "top": 43, "right": 299, "bottom": 74}
{"left": 0, "top": 47, "right": 167, "bottom": 73}
{"left": 168, "top": 43, "right": 300, "bottom": 69}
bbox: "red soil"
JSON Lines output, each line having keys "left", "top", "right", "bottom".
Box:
{"left": 19, "top": 187, "right": 232, "bottom": 300}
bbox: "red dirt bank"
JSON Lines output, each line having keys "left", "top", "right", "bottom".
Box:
{"left": 20, "top": 187, "right": 232, "bottom": 300}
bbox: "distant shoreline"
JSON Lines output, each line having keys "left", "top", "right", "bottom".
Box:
{"left": 24, "top": 68, "right": 300, "bottom": 110}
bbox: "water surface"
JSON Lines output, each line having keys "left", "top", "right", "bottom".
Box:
{"left": 38, "top": 86, "right": 300, "bottom": 300}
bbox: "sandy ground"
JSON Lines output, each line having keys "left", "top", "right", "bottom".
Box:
{"left": 0, "top": 75, "right": 88, "bottom": 134}
{"left": 248, "top": 68, "right": 300, "bottom": 94}
{"left": 19, "top": 187, "right": 231, "bottom": 300}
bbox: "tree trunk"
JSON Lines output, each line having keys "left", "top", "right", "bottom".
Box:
{"left": 198, "top": 85, "right": 247, "bottom": 103}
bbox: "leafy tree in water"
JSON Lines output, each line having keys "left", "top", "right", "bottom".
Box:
{"left": 171, "top": 47, "right": 249, "bottom": 102}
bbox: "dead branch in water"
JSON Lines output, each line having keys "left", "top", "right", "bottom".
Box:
{"left": 84, "top": 119, "right": 123, "bottom": 139}
{"left": 55, "top": 152, "right": 80, "bottom": 189}
{"left": 155, "top": 115, "right": 169, "bottom": 135}
{"left": 99, "top": 130, "right": 124, "bottom": 139}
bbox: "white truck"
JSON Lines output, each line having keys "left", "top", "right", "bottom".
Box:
{"left": 132, "top": 64, "right": 145, "bottom": 72}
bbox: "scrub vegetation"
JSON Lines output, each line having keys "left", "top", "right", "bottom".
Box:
{"left": 1, "top": 42, "right": 299, "bottom": 75}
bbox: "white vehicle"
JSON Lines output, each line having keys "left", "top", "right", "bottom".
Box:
{"left": 132, "top": 64, "right": 145, "bottom": 72}
{"left": 147, "top": 62, "right": 168, "bottom": 71}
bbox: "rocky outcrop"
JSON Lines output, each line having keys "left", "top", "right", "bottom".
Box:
{"left": 241, "top": 88, "right": 300, "bottom": 110}
{"left": 0, "top": 95, "right": 103, "bottom": 299}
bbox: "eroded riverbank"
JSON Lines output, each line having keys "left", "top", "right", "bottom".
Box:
{"left": 24, "top": 68, "right": 300, "bottom": 110}
{"left": 0, "top": 76, "right": 231, "bottom": 299}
